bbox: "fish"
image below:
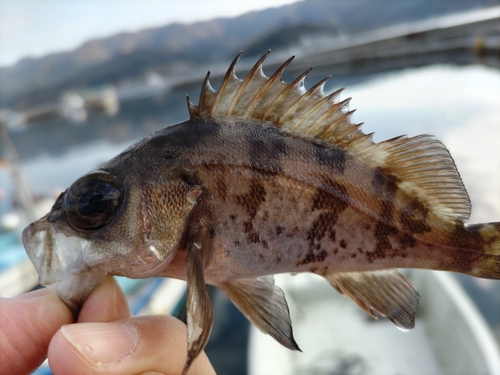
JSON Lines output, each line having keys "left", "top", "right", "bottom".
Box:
{"left": 23, "top": 51, "right": 500, "bottom": 374}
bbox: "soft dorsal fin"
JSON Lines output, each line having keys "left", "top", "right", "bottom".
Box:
{"left": 188, "top": 51, "right": 471, "bottom": 222}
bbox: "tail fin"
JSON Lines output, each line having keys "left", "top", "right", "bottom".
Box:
{"left": 464, "top": 222, "right": 500, "bottom": 279}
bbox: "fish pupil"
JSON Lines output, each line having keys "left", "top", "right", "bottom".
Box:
{"left": 78, "top": 190, "right": 107, "bottom": 217}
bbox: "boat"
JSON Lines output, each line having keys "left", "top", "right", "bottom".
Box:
{"left": 249, "top": 271, "right": 500, "bottom": 375}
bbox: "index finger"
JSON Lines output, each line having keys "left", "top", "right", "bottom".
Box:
{"left": 0, "top": 288, "right": 74, "bottom": 375}
{"left": 77, "top": 275, "right": 132, "bottom": 323}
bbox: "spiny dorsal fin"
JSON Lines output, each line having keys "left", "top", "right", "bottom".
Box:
{"left": 188, "top": 51, "right": 471, "bottom": 222}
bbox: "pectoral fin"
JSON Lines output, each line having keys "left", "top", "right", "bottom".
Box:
{"left": 183, "top": 239, "right": 214, "bottom": 375}
{"left": 218, "top": 275, "right": 300, "bottom": 351}
{"left": 325, "top": 269, "right": 419, "bottom": 330}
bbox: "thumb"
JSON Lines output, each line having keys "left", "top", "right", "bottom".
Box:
{"left": 48, "top": 315, "right": 216, "bottom": 375}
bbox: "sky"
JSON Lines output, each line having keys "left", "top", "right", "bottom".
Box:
{"left": 0, "top": 0, "right": 300, "bottom": 68}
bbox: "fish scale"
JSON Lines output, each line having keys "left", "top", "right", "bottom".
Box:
{"left": 194, "top": 162, "right": 423, "bottom": 275}
{"left": 22, "top": 51, "right": 500, "bottom": 374}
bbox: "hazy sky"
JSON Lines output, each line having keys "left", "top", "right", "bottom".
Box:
{"left": 0, "top": 0, "right": 300, "bottom": 68}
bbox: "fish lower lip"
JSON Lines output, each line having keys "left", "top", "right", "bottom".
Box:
{"left": 22, "top": 220, "right": 108, "bottom": 312}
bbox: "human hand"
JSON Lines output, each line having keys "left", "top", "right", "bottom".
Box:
{"left": 0, "top": 276, "right": 216, "bottom": 375}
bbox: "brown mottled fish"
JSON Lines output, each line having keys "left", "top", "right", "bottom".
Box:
{"left": 23, "top": 51, "right": 500, "bottom": 374}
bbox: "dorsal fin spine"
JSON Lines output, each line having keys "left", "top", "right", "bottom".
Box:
{"left": 196, "top": 71, "right": 216, "bottom": 117}
{"left": 187, "top": 96, "right": 197, "bottom": 120}
{"left": 211, "top": 52, "right": 242, "bottom": 114}
{"left": 319, "top": 98, "right": 352, "bottom": 136}
{"left": 281, "top": 76, "right": 331, "bottom": 129}
{"left": 291, "top": 94, "right": 332, "bottom": 134}
{"left": 306, "top": 77, "right": 329, "bottom": 99}
{"left": 326, "top": 88, "right": 345, "bottom": 105}
{"left": 262, "top": 67, "right": 313, "bottom": 120}
{"left": 306, "top": 100, "right": 348, "bottom": 137}
{"left": 227, "top": 50, "right": 270, "bottom": 116}
{"left": 314, "top": 105, "right": 346, "bottom": 139}
{"left": 243, "top": 55, "right": 295, "bottom": 118}
{"left": 314, "top": 104, "right": 346, "bottom": 139}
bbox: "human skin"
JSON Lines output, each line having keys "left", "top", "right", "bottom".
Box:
{"left": 0, "top": 276, "right": 216, "bottom": 375}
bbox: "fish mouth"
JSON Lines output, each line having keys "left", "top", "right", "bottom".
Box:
{"left": 22, "top": 220, "right": 107, "bottom": 317}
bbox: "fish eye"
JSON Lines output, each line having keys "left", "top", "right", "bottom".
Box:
{"left": 64, "top": 171, "right": 122, "bottom": 231}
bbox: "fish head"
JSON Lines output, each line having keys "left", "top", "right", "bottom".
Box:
{"left": 22, "top": 167, "right": 202, "bottom": 315}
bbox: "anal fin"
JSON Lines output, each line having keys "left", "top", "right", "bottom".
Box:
{"left": 325, "top": 269, "right": 419, "bottom": 330}
{"left": 218, "top": 275, "right": 301, "bottom": 351}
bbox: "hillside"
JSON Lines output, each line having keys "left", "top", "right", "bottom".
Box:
{"left": 1, "top": 0, "right": 498, "bottom": 109}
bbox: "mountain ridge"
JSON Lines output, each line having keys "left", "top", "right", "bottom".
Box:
{"left": 1, "top": 0, "right": 498, "bottom": 109}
